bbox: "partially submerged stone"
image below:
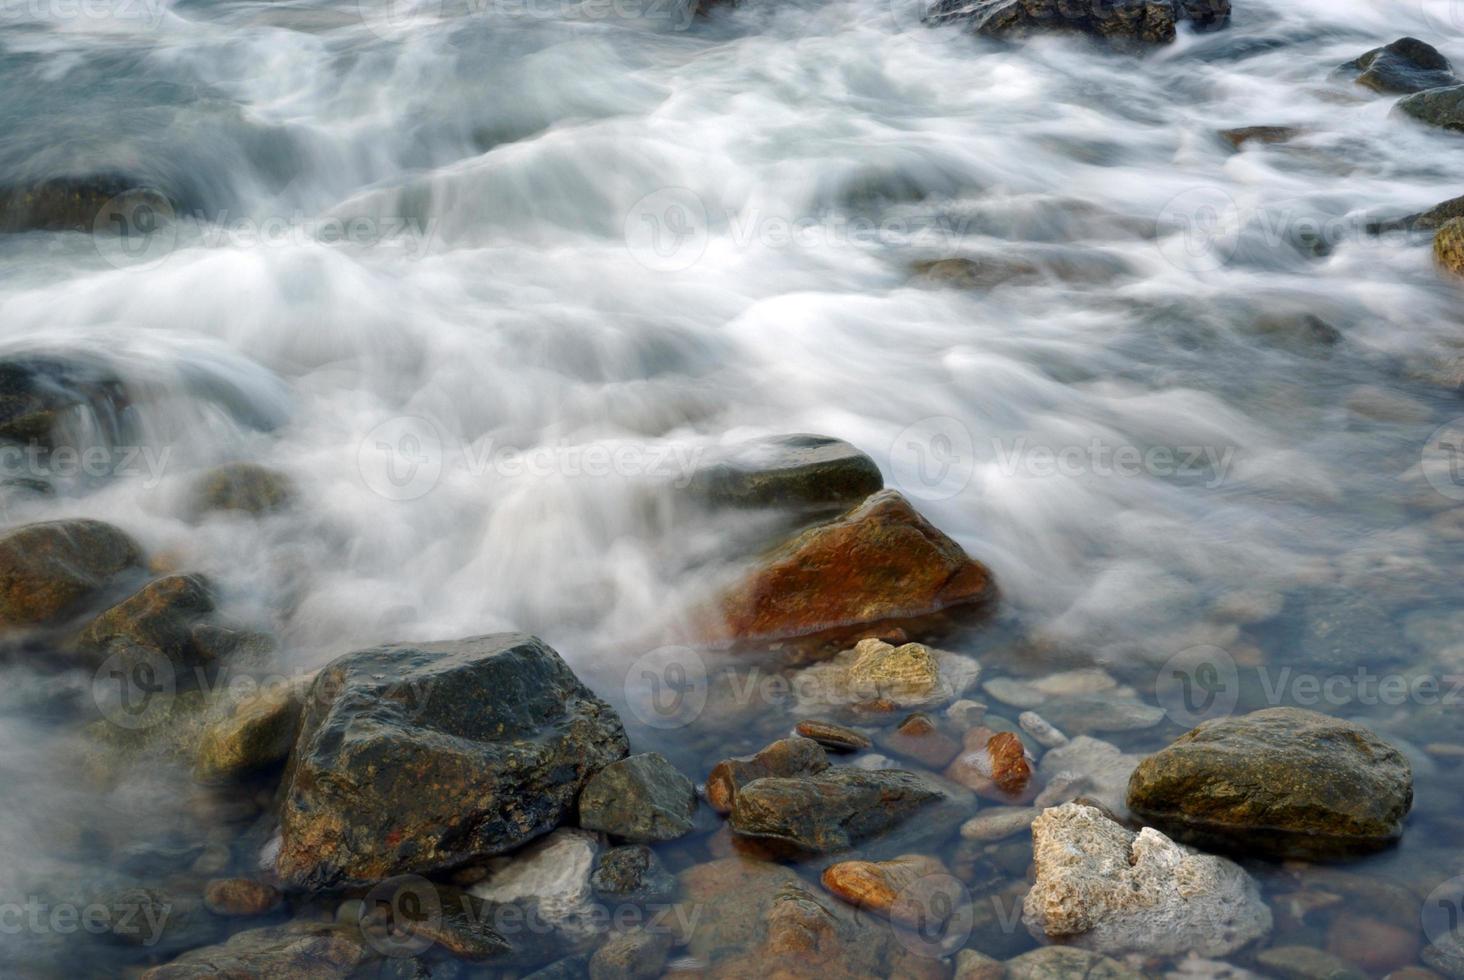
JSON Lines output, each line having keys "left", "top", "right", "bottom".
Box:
{"left": 140, "top": 921, "right": 368, "bottom": 980}
{"left": 275, "top": 634, "right": 629, "bottom": 888}
{"left": 1004, "top": 946, "right": 1147, "bottom": 980}
{"left": 1437, "top": 217, "right": 1464, "bottom": 277}
{"left": 193, "top": 678, "right": 309, "bottom": 782}
{"left": 699, "top": 490, "right": 996, "bottom": 648}
{"left": 793, "top": 719, "right": 871, "bottom": 753}
{"left": 792, "top": 638, "right": 982, "bottom": 715}
{"left": 0, "top": 519, "right": 141, "bottom": 628}
{"left": 190, "top": 462, "right": 296, "bottom": 518}
{"left": 0, "top": 175, "right": 175, "bottom": 234}
{"left": 1396, "top": 84, "right": 1464, "bottom": 132}
{"left": 78, "top": 573, "right": 215, "bottom": 668}
{"left": 819, "top": 853, "right": 952, "bottom": 928}
{"left": 682, "top": 434, "right": 883, "bottom": 513}
{"left": 706, "top": 736, "right": 830, "bottom": 814}
{"left": 0, "top": 354, "right": 128, "bottom": 446}
{"left": 1219, "top": 126, "right": 1303, "bottom": 150}
{"left": 1023, "top": 803, "right": 1272, "bottom": 957}
{"left": 202, "top": 878, "right": 281, "bottom": 917}
{"left": 470, "top": 829, "right": 602, "bottom": 942}
{"left": 578, "top": 752, "right": 697, "bottom": 842}
{"left": 590, "top": 845, "right": 676, "bottom": 904}
{"left": 1339, "top": 37, "right": 1458, "bottom": 95}
{"left": 945, "top": 727, "right": 1036, "bottom": 802}
{"left": 926, "top": 0, "right": 1231, "bottom": 47}
{"left": 1126, "top": 707, "right": 1413, "bottom": 859}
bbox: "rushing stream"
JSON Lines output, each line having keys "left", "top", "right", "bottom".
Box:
{"left": 3, "top": 0, "right": 1464, "bottom": 975}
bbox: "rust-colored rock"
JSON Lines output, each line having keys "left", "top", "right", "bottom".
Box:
{"left": 1437, "top": 218, "right": 1464, "bottom": 277}
{"left": 881, "top": 712, "right": 962, "bottom": 768}
{"left": 698, "top": 490, "right": 996, "bottom": 648}
{"left": 706, "top": 736, "right": 830, "bottom": 814}
{"left": 0, "top": 519, "right": 141, "bottom": 628}
{"left": 945, "top": 727, "right": 1036, "bottom": 802}
{"left": 819, "top": 854, "right": 952, "bottom": 928}
{"left": 202, "top": 878, "right": 282, "bottom": 917}
{"left": 794, "top": 720, "right": 871, "bottom": 753}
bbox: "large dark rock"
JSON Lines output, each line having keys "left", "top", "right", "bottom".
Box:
{"left": 683, "top": 434, "right": 883, "bottom": 514}
{"left": 577, "top": 752, "right": 697, "bottom": 842}
{"left": 275, "top": 633, "right": 629, "bottom": 889}
{"left": 728, "top": 766, "right": 970, "bottom": 854}
{"left": 1339, "top": 38, "right": 1457, "bottom": 95}
{"left": 1396, "top": 84, "right": 1464, "bottom": 132}
{"left": 1126, "top": 707, "right": 1413, "bottom": 859}
{"left": 78, "top": 574, "right": 215, "bottom": 669}
{"left": 0, "top": 175, "right": 174, "bottom": 235}
{"left": 0, "top": 519, "right": 142, "bottom": 628}
{"left": 0, "top": 354, "right": 130, "bottom": 447}
{"left": 926, "top": 0, "right": 1230, "bottom": 46}
{"left": 694, "top": 490, "right": 997, "bottom": 649}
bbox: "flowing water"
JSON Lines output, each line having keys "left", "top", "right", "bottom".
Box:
{"left": 4, "top": 0, "right": 1464, "bottom": 974}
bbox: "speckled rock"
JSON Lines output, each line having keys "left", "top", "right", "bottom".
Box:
{"left": 578, "top": 752, "right": 696, "bottom": 842}
{"left": 1024, "top": 803, "right": 1271, "bottom": 957}
{"left": 1340, "top": 38, "right": 1457, "bottom": 95}
{"left": 590, "top": 845, "right": 676, "bottom": 904}
{"left": 1397, "top": 85, "right": 1464, "bottom": 132}
{"left": 190, "top": 461, "right": 296, "bottom": 518}
{"left": 1004, "top": 946, "right": 1146, "bottom": 980}
{"left": 202, "top": 878, "right": 281, "bottom": 917}
{"left": 78, "top": 573, "right": 215, "bottom": 668}
{"left": 792, "top": 639, "right": 982, "bottom": 714}
{"left": 706, "top": 736, "right": 830, "bottom": 814}
{"left": 926, "top": 0, "right": 1231, "bottom": 46}
{"left": 194, "top": 678, "right": 309, "bottom": 782}
{"left": 1437, "top": 218, "right": 1464, "bottom": 277}
{"left": 819, "top": 853, "right": 951, "bottom": 928}
{"left": 589, "top": 927, "right": 673, "bottom": 980}
{"left": 0, "top": 519, "right": 141, "bottom": 627}
{"left": 275, "top": 634, "right": 629, "bottom": 889}
{"left": 141, "top": 921, "right": 368, "bottom": 980}
{"left": 1126, "top": 708, "right": 1413, "bottom": 859}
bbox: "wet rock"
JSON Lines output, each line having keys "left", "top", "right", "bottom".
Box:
{"left": 1325, "top": 912, "right": 1418, "bottom": 975}
{"left": 1371, "top": 193, "right": 1464, "bottom": 235}
{"left": 706, "top": 736, "right": 830, "bottom": 814}
{"left": 1219, "top": 126, "right": 1303, "bottom": 149}
{"left": 1397, "top": 85, "right": 1464, "bottom": 132}
{"left": 792, "top": 638, "right": 982, "bottom": 715}
{"left": 676, "top": 857, "right": 948, "bottom": 979}
{"left": 275, "top": 634, "right": 629, "bottom": 889}
{"left": 469, "top": 829, "right": 601, "bottom": 941}
{"left": 590, "top": 845, "right": 676, "bottom": 904}
{"left": 1254, "top": 946, "right": 1367, "bottom": 980}
{"left": 728, "top": 766, "right": 969, "bottom": 854}
{"left": 1018, "top": 710, "right": 1067, "bottom": 748}
{"left": 190, "top": 461, "right": 296, "bottom": 518}
{"left": 1038, "top": 734, "right": 1141, "bottom": 816}
{"left": 194, "top": 678, "right": 308, "bottom": 782}
{"left": 0, "top": 354, "right": 129, "bottom": 447}
{"left": 984, "top": 668, "right": 1119, "bottom": 708}
{"left": 960, "top": 806, "right": 1039, "bottom": 842}
{"left": 1247, "top": 313, "right": 1341, "bottom": 356}
{"left": 699, "top": 490, "right": 997, "bottom": 648}
{"left": 78, "top": 573, "right": 215, "bottom": 668}
{"left": 954, "top": 949, "right": 1006, "bottom": 980}
{"left": 879, "top": 712, "right": 963, "bottom": 767}
{"left": 926, "top": 0, "right": 1231, "bottom": 46}
{"left": 1437, "top": 218, "right": 1464, "bottom": 277}
{"left": 1340, "top": 38, "right": 1457, "bottom": 95}
{"left": 794, "top": 719, "right": 871, "bottom": 753}
{"left": 945, "top": 727, "right": 1036, "bottom": 802}
{"left": 578, "top": 752, "right": 697, "bottom": 842}
{"left": 683, "top": 434, "right": 883, "bottom": 514}
{"left": 202, "top": 878, "right": 282, "bottom": 917}
{"left": 0, "top": 175, "right": 174, "bottom": 234}
{"left": 909, "top": 251, "right": 1130, "bottom": 289}
{"left": 1004, "top": 947, "right": 1146, "bottom": 980}
{"left": 820, "top": 853, "right": 952, "bottom": 928}
{"left": 589, "top": 927, "right": 673, "bottom": 980}
{"left": 141, "top": 921, "right": 368, "bottom": 979}
{"left": 1126, "top": 708, "right": 1413, "bottom": 859}
{"left": 1039, "top": 694, "right": 1164, "bottom": 734}
{"left": 1424, "top": 937, "right": 1464, "bottom": 979}
{"left": 0, "top": 519, "right": 141, "bottom": 627}
{"left": 1024, "top": 803, "right": 1271, "bottom": 957}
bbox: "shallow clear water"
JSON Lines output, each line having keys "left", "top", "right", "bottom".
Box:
{"left": 3, "top": 0, "right": 1464, "bottom": 974}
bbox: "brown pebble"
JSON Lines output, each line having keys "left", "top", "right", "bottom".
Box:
{"left": 880, "top": 713, "right": 962, "bottom": 768}
{"left": 203, "top": 878, "right": 282, "bottom": 917}
{"left": 706, "top": 737, "right": 829, "bottom": 814}
{"left": 944, "top": 727, "right": 1037, "bottom": 803}
{"left": 1327, "top": 913, "right": 1419, "bottom": 975}
{"left": 820, "top": 854, "right": 950, "bottom": 928}
{"left": 794, "top": 720, "right": 871, "bottom": 753}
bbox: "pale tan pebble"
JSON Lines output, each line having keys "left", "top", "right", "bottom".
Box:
{"left": 1210, "top": 590, "right": 1285, "bottom": 625}
{"left": 960, "top": 808, "right": 1040, "bottom": 842}
{"left": 1034, "top": 773, "right": 1086, "bottom": 809}
{"left": 954, "top": 948, "right": 1006, "bottom": 980}
{"left": 1345, "top": 385, "right": 1434, "bottom": 425}
{"left": 1018, "top": 711, "right": 1068, "bottom": 749}
{"left": 946, "top": 698, "right": 988, "bottom": 729}
{"left": 1424, "top": 742, "right": 1464, "bottom": 759}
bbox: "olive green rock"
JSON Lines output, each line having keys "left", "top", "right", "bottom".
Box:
{"left": 1339, "top": 37, "right": 1457, "bottom": 95}
{"left": 1437, "top": 218, "right": 1464, "bottom": 277}
{"left": 577, "top": 752, "right": 697, "bottom": 842}
{"left": 0, "top": 519, "right": 142, "bottom": 627}
{"left": 1126, "top": 707, "right": 1413, "bottom": 859}
{"left": 190, "top": 462, "right": 296, "bottom": 518}
{"left": 194, "top": 679, "right": 309, "bottom": 783}
{"left": 1396, "top": 84, "right": 1464, "bottom": 132}
{"left": 1003, "top": 946, "right": 1145, "bottom": 980}
{"left": 79, "top": 574, "right": 215, "bottom": 667}
{"left": 682, "top": 434, "right": 883, "bottom": 513}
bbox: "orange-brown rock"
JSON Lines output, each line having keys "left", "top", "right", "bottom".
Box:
{"left": 0, "top": 519, "right": 141, "bottom": 628}
{"left": 202, "top": 878, "right": 282, "bottom": 917}
{"left": 880, "top": 712, "right": 962, "bottom": 768}
{"left": 706, "top": 736, "right": 829, "bottom": 814}
{"left": 697, "top": 490, "right": 996, "bottom": 649}
{"left": 945, "top": 728, "right": 1037, "bottom": 803}
{"left": 819, "top": 854, "right": 951, "bottom": 928}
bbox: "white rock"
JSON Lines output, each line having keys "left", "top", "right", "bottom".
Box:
{"left": 1036, "top": 735, "right": 1141, "bottom": 816}
{"left": 984, "top": 669, "right": 1119, "bottom": 708}
{"left": 471, "top": 829, "right": 601, "bottom": 939}
{"left": 960, "top": 807, "right": 1039, "bottom": 842}
{"left": 1023, "top": 803, "right": 1271, "bottom": 957}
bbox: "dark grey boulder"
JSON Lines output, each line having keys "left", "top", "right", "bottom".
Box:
{"left": 683, "top": 434, "right": 883, "bottom": 514}
{"left": 578, "top": 752, "right": 697, "bottom": 842}
{"left": 1339, "top": 37, "right": 1457, "bottom": 95}
{"left": 926, "top": 0, "right": 1230, "bottom": 47}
